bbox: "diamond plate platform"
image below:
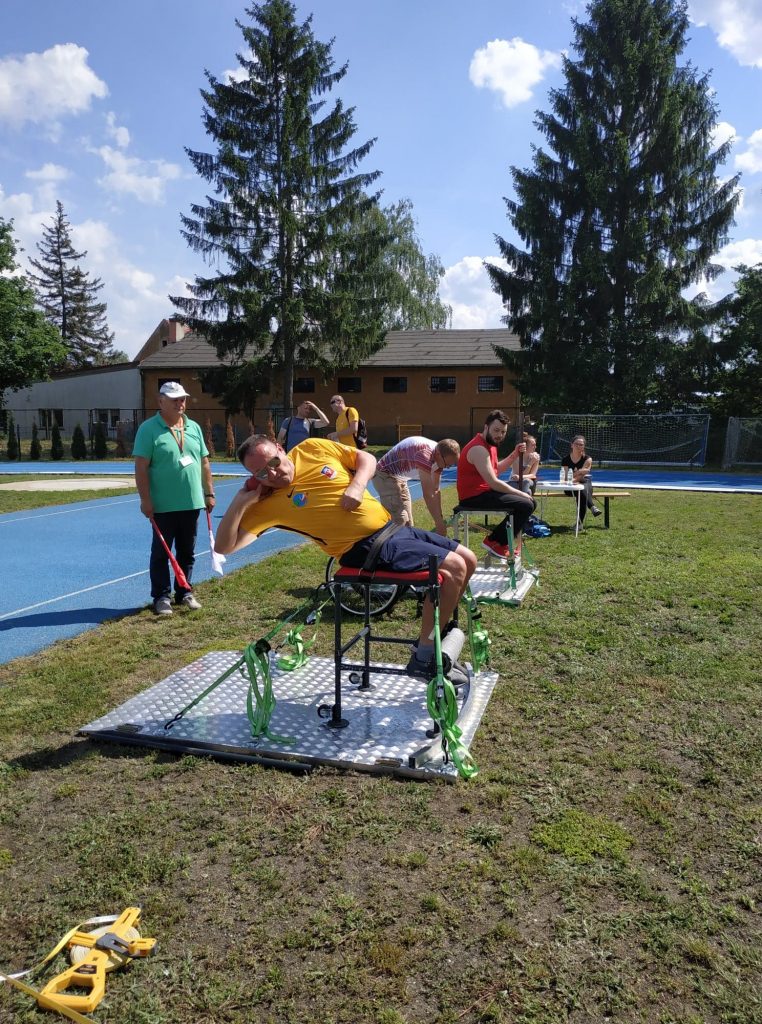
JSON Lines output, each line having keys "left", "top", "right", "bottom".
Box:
{"left": 80, "top": 653, "right": 499, "bottom": 781}
{"left": 470, "top": 563, "right": 539, "bottom": 606}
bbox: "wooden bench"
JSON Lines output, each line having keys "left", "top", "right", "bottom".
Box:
{"left": 536, "top": 490, "right": 631, "bottom": 529}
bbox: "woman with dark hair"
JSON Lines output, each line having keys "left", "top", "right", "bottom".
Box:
{"left": 561, "top": 435, "right": 602, "bottom": 524}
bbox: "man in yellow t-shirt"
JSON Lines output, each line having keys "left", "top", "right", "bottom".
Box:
{"left": 215, "top": 436, "right": 477, "bottom": 683}
{"left": 327, "top": 394, "right": 359, "bottom": 447}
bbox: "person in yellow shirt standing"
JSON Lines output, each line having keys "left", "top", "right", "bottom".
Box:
{"left": 215, "top": 435, "right": 477, "bottom": 684}
{"left": 327, "top": 394, "right": 359, "bottom": 447}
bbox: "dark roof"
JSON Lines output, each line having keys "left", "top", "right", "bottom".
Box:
{"left": 363, "top": 329, "right": 518, "bottom": 367}
{"left": 138, "top": 328, "right": 519, "bottom": 370}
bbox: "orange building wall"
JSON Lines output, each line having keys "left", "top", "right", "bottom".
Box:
{"left": 141, "top": 365, "right": 520, "bottom": 446}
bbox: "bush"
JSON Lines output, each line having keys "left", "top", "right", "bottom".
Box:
{"left": 51, "top": 423, "right": 64, "bottom": 460}
{"left": 30, "top": 422, "right": 41, "bottom": 460}
{"left": 226, "top": 418, "right": 236, "bottom": 458}
{"left": 204, "top": 417, "right": 215, "bottom": 458}
{"left": 6, "top": 413, "right": 19, "bottom": 460}
{"left": 71, "top": 423, "right": 87, "bottom": 460}
{"left": 93, "top": 421, "right": 108, "bottom": 459}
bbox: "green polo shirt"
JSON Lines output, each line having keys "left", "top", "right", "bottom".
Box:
{"left": 133, "top": 413, "right": 209, "bottom": 513}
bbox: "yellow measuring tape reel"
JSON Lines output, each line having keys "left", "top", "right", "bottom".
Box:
{"left": 1, "top": 907, "right": 156, "bottom": 1022}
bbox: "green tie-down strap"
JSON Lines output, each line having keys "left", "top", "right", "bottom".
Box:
{"left": 242, "top": 639, "right": 295, "bottom": 745}
{"left": 426, "top": 676, "right": 478, "bottom": 780}
{"left": 276, "top": 611, "right": 323, "bottom": 671}
{"left": 462, "top": 588, "right": 491, "bottom": 672}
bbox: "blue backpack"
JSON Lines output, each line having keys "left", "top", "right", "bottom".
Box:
{"left": 525, "top": 515, "right": 551, "bottom": 538}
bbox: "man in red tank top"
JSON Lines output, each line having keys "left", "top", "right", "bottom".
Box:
{"left": 456, "top": 410, "right": 535, "bottom": 559}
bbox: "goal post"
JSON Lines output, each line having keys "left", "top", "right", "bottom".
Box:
{"left": 722, "top": 417, "right": 762, "bottom": 469}
{"left": 539, "top": 414, "right": 710, "bottom": 467}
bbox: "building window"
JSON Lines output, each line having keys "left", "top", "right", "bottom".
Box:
{"left": 294, "top": 377, "right": 315, "bottom": 393}
{"left": 383, "top": 376, "right": 408, "bottom": 393}
{"left": 337, "top": 376, "right": 362, "bottom": 393}
{"left": 478, "top": 375, "right": 504, "bottom": 393}
{"left": 430, "top": 376, "right": 456, "bottom": 394}
{"left": 0, "top": 410, "right": 7, "bottom": 432}
{"left": 39, "top": 408, "right": 64, "bottom": 429}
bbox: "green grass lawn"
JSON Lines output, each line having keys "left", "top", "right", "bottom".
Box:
{"left": 1, "top": 488, "right": 761, "bottom": 1023}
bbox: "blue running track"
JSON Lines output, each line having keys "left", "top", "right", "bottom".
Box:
{"left": 0, "top": 463, "right": 758, "bottom": 666}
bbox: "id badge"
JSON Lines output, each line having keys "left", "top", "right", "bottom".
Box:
{"left": 179, "top": 454, "right": 194, "bottom": 467}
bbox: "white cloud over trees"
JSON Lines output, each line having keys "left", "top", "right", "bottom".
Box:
{"left": 469, "top": 37, "right": 561, "bottom": 107}
{"left": 0, "top": 44, "right": 108, "bottom": 127}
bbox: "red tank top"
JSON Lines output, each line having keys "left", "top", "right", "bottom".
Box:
{"left": 457, "top": 433, "right": 497, "bottom": 500}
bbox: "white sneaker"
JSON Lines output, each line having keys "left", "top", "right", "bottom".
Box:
{"left": 153, "top": 596, "right": 173, "bottom": 616}
{"left": 181, "top": 593, "right": 202, "bottom": 611}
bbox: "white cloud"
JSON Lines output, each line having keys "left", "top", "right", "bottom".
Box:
{"left": 440, "top": 256, "right": 508, "bottom": 328}
{"left": 716, "top": 236, "right": 762, "bottom": 269}
{"left": 735, "top": 127, "right": 762, "bottom": 174}
{"left": 96, "top": 145, "right": 182, "bottom": 204}
{"left": 25, "top": 163, "right": 70, "bottom": 182}
{"left": 105, "top": 111, "right": 130, "bottom": 148}
{"left": 712, "top": 120, "right": 737, "bottom": 152}
{"left": 469, "top": 38, "right": 561, "bottom": 108}
{"left": 689, "top": 0, "right": 762, "bottom": 68}
{"left": 0, "top": 44, "right": 107, "bottom": 127}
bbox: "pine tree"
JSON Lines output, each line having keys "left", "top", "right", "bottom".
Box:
{"left": 172, "top": 0, "right": 390, "bottom": 414}
{"left": 1, "top": 217, "right": 66, "bottom": 396}
{"left": 71, "top": 423, "right": 87, "bottom": 460}
{"left": 30, "top": 421, "right": 41, "bottom": 460}
{"left": 6, "top": 412, "right": 19, "bottom": 460}
{"left": 93, "top": 420, "right": 108, "bottom": 459}
{"left": 488, "top": 0, "right": 740, "bottom": 413}
{"left": 28, "top": 201, "right": 125, "bottom": 369}
{"left": 51, "top": 423, "right": 64, "bottom": 460}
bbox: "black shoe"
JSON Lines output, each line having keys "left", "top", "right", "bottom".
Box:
{"left": 591, "top": 505, "right": 602, "bottom": 517}
{"left": 405, "top": 651, "right": 469, "bottom": 688}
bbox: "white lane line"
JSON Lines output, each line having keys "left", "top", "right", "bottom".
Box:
{"left": 0, "top": 569, "right": 150, "bottom": 620}
{"left": 0, "top": 496, "right": 139, "bottom": 524}
{"left": 0, "top": 543, "right": 240, "bottom": 621}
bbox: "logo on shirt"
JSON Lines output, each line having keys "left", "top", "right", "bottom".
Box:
{"left": 292, "top": 492, "right": 308, "bottom": 507}
{"left": 320, "top": 465, "right": 337, "bottom": 479}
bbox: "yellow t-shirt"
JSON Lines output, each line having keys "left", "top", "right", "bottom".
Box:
{"left": 335, "top": 407, "right": 359, "bottom": 447}
{"left": 240, "top": 438, "right": 389, "bottom": 558}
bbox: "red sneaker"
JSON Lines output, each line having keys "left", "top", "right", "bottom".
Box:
{"left": 483, "top": 538, "right": 510, "bottom": 559}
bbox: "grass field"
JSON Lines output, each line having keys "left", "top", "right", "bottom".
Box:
{"left": 1, "top": 487, "right": 760, "bottom": 1024}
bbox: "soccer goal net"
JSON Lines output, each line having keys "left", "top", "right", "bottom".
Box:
{"left": 539, "top": 414, "right": 710, "bottom": 466}
{"left": 722, "top": 417, "right": 762, "bottom": 469}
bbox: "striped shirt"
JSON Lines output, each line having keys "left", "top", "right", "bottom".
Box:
{"left": 376, "top": 436, "right": 437, "bottom": 480}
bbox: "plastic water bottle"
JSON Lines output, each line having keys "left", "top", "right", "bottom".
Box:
{"left": 559, "top": 466, "right": 566, "bottom": 483}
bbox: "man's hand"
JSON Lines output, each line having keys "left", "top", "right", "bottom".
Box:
{"left": 139, "top": 497, "right": 154, "bottom": 519}
{"left": 434, "top": 519, "right": 448, "bottom": 536}
{"left": 340, "top": 479, "right": 365, "bottom": 510}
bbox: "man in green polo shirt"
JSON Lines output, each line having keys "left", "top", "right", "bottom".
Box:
{"left": 134, "top": 381, "right": 216, "bottom": 615}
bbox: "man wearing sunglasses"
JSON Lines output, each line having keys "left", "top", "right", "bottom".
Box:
{"left": 215, "top": 435, "right": 477, "bottom": 684}
{"left": 327, "top": 394, "right": 359, "bottom": 447}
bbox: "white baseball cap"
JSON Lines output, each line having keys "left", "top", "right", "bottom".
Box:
{"left": 159, "top": 381, "right": 191, "bottom": 399}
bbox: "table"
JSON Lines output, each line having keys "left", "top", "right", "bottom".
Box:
{"left": 536, "top": 482, "right": 586, "bottom": 536}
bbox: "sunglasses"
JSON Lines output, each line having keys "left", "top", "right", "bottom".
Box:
{"left": 253, "top": 455, "right": 282, "bottom": 480}
{"left": 330, "top": 399, "right": 341, "bottom": 405}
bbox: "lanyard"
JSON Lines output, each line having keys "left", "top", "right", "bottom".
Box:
{"left": 170, "top": 420, "right": 185, "bottom": 453}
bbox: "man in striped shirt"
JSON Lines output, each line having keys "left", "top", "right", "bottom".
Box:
{"left": 374, "top": 436, "right": 460, "bottom": 535}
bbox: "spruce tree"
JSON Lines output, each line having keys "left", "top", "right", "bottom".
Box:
{"left": 172, "top": 0, "right": 389, "bottom": 413}
{"left": 6, "top": 412, "right": 19, "bottom": 460}
{"left": 51, "top": 423, "right": 64, "bottom": 461}
{"left": 30, "top": 422, "right": 41, "bottom": 460}
{"left": 488, "top": 0, "right": 740, "bottom": 413}
{"left": 28, "top": 201, "right": 125, "bottom": 369}
{"left": 93, "top": 420, "right": 108, "bottom": 459}
{"left": 71, "top": 423, "right": 87, "bottom": 460}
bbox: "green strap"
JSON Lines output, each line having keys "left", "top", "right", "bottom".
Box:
{"left": 426, "top": 676, "right": 478, "bottom": 780}
{"left": 462, "top": 587, "right": 491, "bottom": 672}
{"left": 242, "top": 641, "right": 294, "bottom": 745}
{"left": 276, "top": 611, "right": 322, "bottom": 671}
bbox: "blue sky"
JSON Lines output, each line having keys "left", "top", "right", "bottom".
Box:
{"left": 1, "top": 0, "right": 761, "bottom": 359}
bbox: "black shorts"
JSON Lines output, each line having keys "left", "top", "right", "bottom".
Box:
{"left": 340, "top": 525, "right": 459, "bottom": 574}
